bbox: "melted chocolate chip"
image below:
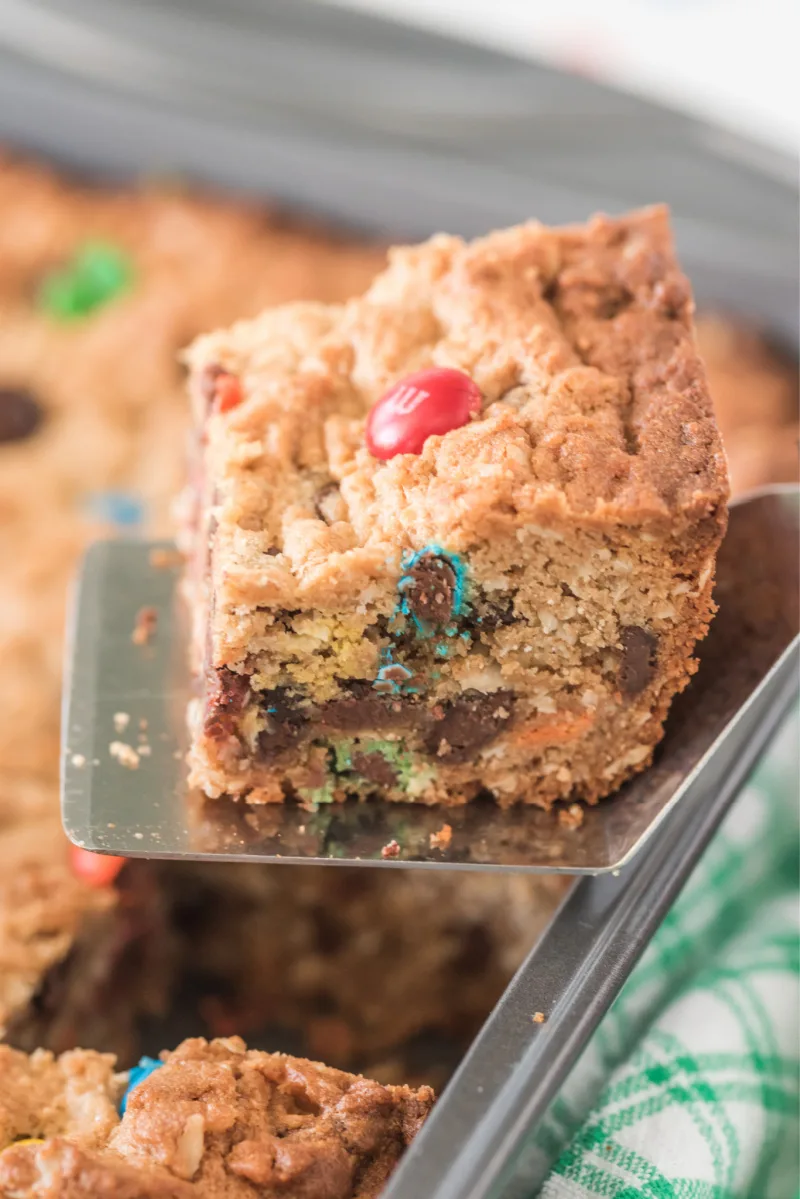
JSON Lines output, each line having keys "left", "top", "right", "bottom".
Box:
{"left": 318, "top": 691, "right": 414, "bottom": 733}
{"left": 351, "top": 751, "right": 398, "bottom": 787}
{"left": 618, "top": 626, "right": 658, "bottom": 695}
{"left": 203, "top": 667, "right": 251, "bottom": 739}
{"left": 403, "top": 553, "right": 457, "bottom": 626}
{"left": 0, "top": 387, "right": 44, "bottom": 444}
{"left": 258, "top": 688, "right": 311, "bottom": 757}
{"left": 424, "top": 690, "right": 515, "bottom": 763}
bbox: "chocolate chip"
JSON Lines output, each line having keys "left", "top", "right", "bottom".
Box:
{"left": 340, "top": 680, "right": 372, "bottom": 700}
{"left": 618, "top": 626, "right": 658, "bottom": 695}
{"left": 257, "top": 688, "right": 310, "bottom": 757}
{"left": 478, "top": 596, "right": 516, "bottom": 630}
{"left": 595, "top": 286, "right": 633, "bottom": 319}
{"left": 424, "top": 690, "right": 515, "bottom": 763}
{"left": 314, "top": 482, "right": 346, "bottom": 525}
{"left": 542, "top": 277, "right": 559, "bottom": 305}
{"left": 403, "top": 553, "right": 457, "bottom": 627}
{"left": 203, "top": 667, "right": 250, "bottom": 739}
{"left": 351, "top": 751, "right": 398, "bottom": 787}
{"left": 0, "top": 388, "right": 44, "bottom": 444}
{"left": 319, "top": 691, "right": 414, "bottom": 733}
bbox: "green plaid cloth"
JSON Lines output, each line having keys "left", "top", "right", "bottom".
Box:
{"left": 533, "top": 714, "right": 799, "bottom": 1199}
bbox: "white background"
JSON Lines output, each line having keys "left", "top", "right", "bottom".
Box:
{"left": 322, "top": 0, "right": 798, "bottom": 155}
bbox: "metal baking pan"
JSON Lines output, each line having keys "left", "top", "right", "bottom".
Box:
{"left": 2, "top": 1, "right": 797, "bottom": 1193}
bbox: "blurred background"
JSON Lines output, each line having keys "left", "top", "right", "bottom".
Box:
{"left": 324, "top": 0, "right": 799, "bottom": 152}
{"left": 0, "top": 0, "right": 796, "bottom": 1109}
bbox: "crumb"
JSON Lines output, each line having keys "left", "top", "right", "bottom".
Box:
{"left": 149, "top": 546, "right": 185, "bottom": 569}
{"left": 381, "top": 840, "right": 401, "bottom": 860}
{"left": 558, "top": 803, "right": 585, "bottom": 830}
{"left": 109, "top": 741, "right": 140, "bottom": 769}
{"left": 131, "top": 606, "right": 157, "bottom": 646}
{"left": 113, "top": 712, "right": 130, "bottom": 733}
{"left": 70, "top": 753, "right": 86, "bottom": 768}
{"left": 532, "top": 1011, "right": 546, "bottom": 1024}
{"left": 137, "top": 744, "right": 151, "bottom": 757}
{"left": 429, "top": 823, "right": 453, "bottom": 851}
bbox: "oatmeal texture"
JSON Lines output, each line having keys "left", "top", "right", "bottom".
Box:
{"left": 0, "top": 1037, "right": 433, "bottom": 1199}
{"left": 184, "top": 206, "right": 730, "bottom": 808}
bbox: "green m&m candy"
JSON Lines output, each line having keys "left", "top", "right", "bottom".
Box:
{"left": 39, "top": 241, "right": 133, "bottom": 320}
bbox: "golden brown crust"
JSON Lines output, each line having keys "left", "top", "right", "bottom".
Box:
{"left": 187, "top": 207, "right": 729, "bottom": 644}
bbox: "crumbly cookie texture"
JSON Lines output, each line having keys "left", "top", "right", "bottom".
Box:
{"left": 0, "top": 1036, "right": 433, "bottom": 1199}
{"left": 184, "top": 206, "right": 729, "bottom": 809}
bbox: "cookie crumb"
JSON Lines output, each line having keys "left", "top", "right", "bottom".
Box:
{"left": 149, "top": 547, "right": 185, "bottom": 570}
{"left": 109, "top": 741, "right": 140, "bottom": 769}
{"left": 70, "top": 753, "right": 86, "bottom": 768}
{"left": 113, "top": 711, "right": 130, "bottom": 733}
{"left": 558, "top": 803, "right": 584, "bottom": 830}
{"left": 429, "top": 823, "right": 453, "bottom": 851}
{"left": 137, "top": 744, "right": 152, "bottom": 757}
{"left": 131, "top": 606, "right": 157, "bottom": 645}
{"left": 381, "top": 840, "right": 401, "bottom": 860}
{"left": 532, "top": 1011, "right": 546, "bottom": 1024}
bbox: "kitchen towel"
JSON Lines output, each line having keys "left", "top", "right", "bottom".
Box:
{"left": 532, "top": 713, "right": 799, "bottom": 1199}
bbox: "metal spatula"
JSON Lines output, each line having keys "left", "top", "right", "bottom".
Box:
{"left": 61, "top": 485, "right": 799, "bottom": 872}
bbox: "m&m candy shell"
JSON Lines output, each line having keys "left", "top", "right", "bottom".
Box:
{"left": 69, "top": 845, "right": 126, "bottom": 888}
{"left": 366, "top": 368, "right": 482, "bottom": 460}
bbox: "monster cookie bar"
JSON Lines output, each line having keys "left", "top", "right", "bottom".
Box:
{"left": 184, "top": 206, "right": 729, "bottom": 809}
{"left": 0, "top": 1036, "right": 433, "bottom": 1198}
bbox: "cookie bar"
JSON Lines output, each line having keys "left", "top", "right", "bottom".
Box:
{"left": 184, "top": 206, "right": 729, "bottom": 809}
{"left": 0, "top": 1036, "right": 433, "bottom": 1198}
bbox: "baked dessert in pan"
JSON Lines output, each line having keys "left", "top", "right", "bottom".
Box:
{"left": 0, "top": 152, "right": 795, "bottom": 1192}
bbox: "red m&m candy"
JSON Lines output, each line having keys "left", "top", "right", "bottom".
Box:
{"left": 200, "top": 365, "right": 244, "bottom": 414}
{"left": 366, "top": 367, "right": 482, "bottom": 461}
{"left": 70, "top": 844, "right": 126, "bottom": 888}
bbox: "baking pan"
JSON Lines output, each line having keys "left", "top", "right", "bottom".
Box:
{"left": 1, "top": 1, "right": 798, "bottom": 1193}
